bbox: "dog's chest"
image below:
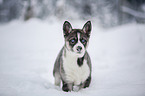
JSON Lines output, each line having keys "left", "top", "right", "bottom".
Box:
{"left": 62, "top": 53, "right": 90, "bottom": 85}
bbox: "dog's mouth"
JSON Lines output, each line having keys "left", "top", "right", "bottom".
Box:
{"left": 77, "top": 51, "right": 82, "bottom": 54}
{"left": 72, "top": 49, "right": 82, "bottom": 54}
{"left": 76, "top": 48, "right": 86, "bottom": 55}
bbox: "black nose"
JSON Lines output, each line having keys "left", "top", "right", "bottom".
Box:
{"left": 77, "top": 46, "right": 82, "bottom": 52}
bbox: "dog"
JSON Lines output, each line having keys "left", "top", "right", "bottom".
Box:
{"left": 53, "top": 21, "right": 92, "bottom": 92}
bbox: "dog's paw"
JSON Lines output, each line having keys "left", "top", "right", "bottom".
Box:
{"left": 62, "top": 84, "right": 70, "bottom": 92}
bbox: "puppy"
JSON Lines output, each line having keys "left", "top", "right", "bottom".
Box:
{"left": 53, "top": 21, "right": 92, "bottom": 92}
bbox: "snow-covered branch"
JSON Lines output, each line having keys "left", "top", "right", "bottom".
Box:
{"left": 121, "top": 6, "right": 145, "bottom": 19}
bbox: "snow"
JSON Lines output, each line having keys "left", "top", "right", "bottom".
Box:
{"left": 0, "top": 0, "right": 3, "bottom": 4}
{"left": 0, "top": 19, "right": 145, "bottom": 96}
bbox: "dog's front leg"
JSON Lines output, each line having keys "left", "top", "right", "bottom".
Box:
{"left": 62, "top": 82, "right": 73, "bottom": 92}
{"left": 78, "top": 76, "right": 91, "bottom": 90}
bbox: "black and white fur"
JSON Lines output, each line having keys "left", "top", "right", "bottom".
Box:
{"left": 53, "top": 21, "right": 92, "bottom": 92}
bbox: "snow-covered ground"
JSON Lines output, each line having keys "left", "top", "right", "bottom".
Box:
{"left": 0, "top": 19, "right": 145, "bottom": 96}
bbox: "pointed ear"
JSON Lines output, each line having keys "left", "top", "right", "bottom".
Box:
{"left": 82, "top": 21, "right": 91, "bottom": 37}
{"left": 63, "top": 21, "right": 72, "bottom": 37}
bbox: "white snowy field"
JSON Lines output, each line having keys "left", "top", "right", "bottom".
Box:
{"left": 0, "top": 19, "right": 145, "bottom": 96}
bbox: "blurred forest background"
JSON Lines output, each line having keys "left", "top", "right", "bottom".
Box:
{"left": 0, "top": 0, "right": 145, "bottom": 28}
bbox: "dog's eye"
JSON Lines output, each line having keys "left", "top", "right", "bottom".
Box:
{"left": 70, "top": 39, "right": 75, "bottom": 44}
{"left": 81, "top": 39, "right": 86, "bottom": 44}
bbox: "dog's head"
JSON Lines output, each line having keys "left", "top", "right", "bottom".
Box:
{"left": 63, "top": 21, "right": 91, "bottom": 57}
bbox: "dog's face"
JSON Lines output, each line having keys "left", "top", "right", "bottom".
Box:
{"left": 63, "top": 21, "right": 91, "bottom": 57}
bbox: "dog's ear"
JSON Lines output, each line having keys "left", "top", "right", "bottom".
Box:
{"left": 63, "top": 21, "right": 72, "bottom": 37}
{"left": 82, "top": 21, "right": 91, "bottom": 37}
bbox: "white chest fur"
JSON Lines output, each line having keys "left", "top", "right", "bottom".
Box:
{"left": 62, "top": 50, "right": 90, "bottom": 85}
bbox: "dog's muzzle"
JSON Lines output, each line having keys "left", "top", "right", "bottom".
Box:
{"left": 76, "top": 46, "right": 82, "bottom": 53}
